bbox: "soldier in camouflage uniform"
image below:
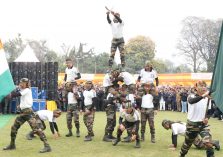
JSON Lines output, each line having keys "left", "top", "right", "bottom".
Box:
{"left": 3, "top": 78, "right": 51, "bottom": 153}
{"left": 140, "top": 83, "right": 158, "bottom": 143}
{"left": 106, "top": 10, "right": 125, "bottom": 68}
{"left": 179, "top": 81, "right": 219, "bottom": 157}
{"left": 103, "top": 87, "right": 118, "bottom": 142}
{"left": 113, "top": 101, "right": 141, "bottom": 148}
{"left": 83, "top": 81, "right": 96, "bottom": 141}
{"left": 161, "top": 119, "right": 220, "bottom": 151}
{"left": 65, "top": 82, "right": 81, "bottom": 137}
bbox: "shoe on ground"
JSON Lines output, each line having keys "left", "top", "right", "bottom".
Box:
{"left": 3, "top": 144, "right": 16, "bottom": 150}
{"left": 39, "top": 146, "right": 52, "bottom": 153}
{"left": 84, "top": 135, "right": 92, "bottom": 141}
{"left": 112, "top": 138, "right": 120, "bottom": 146}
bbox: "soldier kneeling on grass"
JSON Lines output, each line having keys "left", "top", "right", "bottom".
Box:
{"left": 112, "top": 100, "right": 141, "bottom": 148}
{"left": 26, "top": 109, "right": 62, "bottom": 140}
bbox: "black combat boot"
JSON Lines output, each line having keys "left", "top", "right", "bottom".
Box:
{"left": 103, "top": 135, "right": 112, "bottom": 142}
{"left": 26, "top": 131, "right": 34, "bottom": 140}
{"left": 112, "top": 137, "right": 121, "bottom": 146}
{"left": 66, "top": 130, "right": 73, "bottom": 137}
{"left": 135, "top": 139, "right": 141, "bottom": 148}
{"left": 108, "top": 133, "right": 116, "bottom": 140}
{"left": 122, "top": 136, "right": 131, "bottom": 142}
{"left": 206, "top": 148, "right": 214, "bottom": 157}
{"left": 141, "top": 133, "right": 145, "bottom": 141}
{"left": 3, "top": 143, "right": 16, "bottom": 150}
{"left": 76, "top": 128, "right": 80, "bottom": 137}
{"left": 84, "top": 135, "right": 92, "bottom": 141}
{"left": 212, "top": 140, "right": 220, "bottom": 151}
{"left": 39, "top": 145, "right": 51, "bottom": 153}
{"left": 151, "top": 134, "right": 155, "bottom": 143}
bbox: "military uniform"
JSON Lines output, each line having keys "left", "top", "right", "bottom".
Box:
{"left": 140, "top": 83, "right": 158, "bottom": 142}
{"left": 179, "top": 92, "right": 215, "bottom": 157}
{"left": 66, "top": 90, "right": 80, "bottom": 137}
{"left": 83, "top": 83, "right": 96, "bottom": 141}
{"left": 26, "top": 110, "right": 61, "bottom": 140}
{"left": 103, "top": 92, "right": 117, "bottom": 142}
{"left": 3, "top": 80, "right": 51, "bottom": 153}
{"left": 113, "top": 103, "right": 141, "bottom": 148}
{"left": 106, "top": 12, "right": 125, "bottom": 68}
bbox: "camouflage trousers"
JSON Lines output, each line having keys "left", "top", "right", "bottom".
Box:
{"left": 83, "top": 106, "right": 95, "bottom": 136}
{"left": 193, "top": 135, "right": 206, "bottom": 149}
{"left": 10, "top": 108, "right": 49, "bottom": 147}
{"left": 66, "top": 104, "right": 80, "bottom": 130}
{"left": 140, "top": 108, "right": 155, "bottom": 135}
{"left": 29, "top": 115, "right": 46, "bottom": 136}
{"left": 180, "top": 120, "right": 214, "bottom": 157}
{"left": 117, "top": 121, "right": 139, "bottom": 141}
{"left": 109, "top": 37, "right": 125, "bottom": 67}
{"left": 104, "top": 105, "right": 116, "bottom": 135}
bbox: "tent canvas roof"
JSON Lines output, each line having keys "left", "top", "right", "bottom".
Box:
{"left": 14, "top": 45, "right": 40, "bottom": 62}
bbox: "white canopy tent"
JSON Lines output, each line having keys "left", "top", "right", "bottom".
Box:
{"left": 14, "top": 45, "right": 40, "bottom": 62}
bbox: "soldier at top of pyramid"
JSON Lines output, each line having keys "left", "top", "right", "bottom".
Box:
{"left": 106, "top": 8, "right": 126, "bottom": 69}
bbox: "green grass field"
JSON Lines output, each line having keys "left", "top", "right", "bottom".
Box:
{"left": 0, "top": 111, "right": 222, "bottom": 157}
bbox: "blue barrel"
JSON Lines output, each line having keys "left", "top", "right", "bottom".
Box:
{"left": 39, "top": 99, "right": 46, "bottom": 110}
{"left": 31, "top": 87, "right": 38, "bottom": 99}
{"left": 40, "top": 90, "right": 46, "bottom": 99}
{"left": 32, "top": 99, "right": 39, "bottom": 112}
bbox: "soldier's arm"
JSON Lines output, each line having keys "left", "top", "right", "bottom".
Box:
{"left": 137, "top": 76, "right": 141, "bottom": 82}
{"left": 75, "top": 73, "right": 81, "bottom": 80}
{"left": 64, "top": 74, "right": 67, "bottom": 81}
{"left": 114, "top": 14, "right": 122, "bottom": 23}
{"left": 11, "top": 91, "right": 22, "bottom": 97}
{"left": 155, "top": 77, "right": 159, "bottom": 86}
{"left": 188, "top": 94, "right": 203, "bottom": 104}
{"left": 49, "top": 122, "right": 59, "bottom": 134}
{"left": 119, "top": 117, "right": 123, "bottom": 124}
{"left": 172, "top": 133, "right": 178, "bottom": 148}
{"left": 107, "top": 12, "right": 111, "bottom": 24}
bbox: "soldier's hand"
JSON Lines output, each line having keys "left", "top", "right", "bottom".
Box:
{"left": 119, "top": 124, "right": 125, "bottom": 131}
{"left": 80, "top": 110, "right": 83, "bottom": 115}
{"left": 53, "top": 133, "right": 59, "bottom": 139}
{"left": 57, "top": 132, "right": 61, "bottom": 137}
{"left": 131, "top": 134, "right": 136, "bottom": 142}
{"left": 111, "top": 11, "right": 115, "bottom": 15}
{"left": 168, "top": 147, "right": 176, "bottom": 151}
{"left": 168, "top": 144, "right": 175, "bottom": 148}
{"left": 154, "top": 110, "right": 158, "bottom": 115}
{"left": 203, "top": 118, "right": 209, "bottom": 125}
{"left": 106, "top": 11, "right": 110, "bottom": 15}
{"left": 84, "top": 109, "right": 91, "bottom": 116}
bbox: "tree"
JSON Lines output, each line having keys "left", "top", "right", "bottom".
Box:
{"left": 174, "top": 64, "right": 192, "bottom": 73}
{"left": 177, "top": 17, "right": 221, "bottom": 72}
{"left": 125, "top": 35, "right": 156, "bottom": 73}
{"left": 3, "top": 34, "right": 26, "bottom": 62}
{"left": 60, "top": 43, "right": 94, "bottom": 73}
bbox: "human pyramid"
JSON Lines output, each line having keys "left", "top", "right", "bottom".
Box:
{"left": 2, "top": 8, "right": 220, "bottom": 157}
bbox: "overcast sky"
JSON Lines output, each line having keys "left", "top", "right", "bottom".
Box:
{"left": 0, "top": 0, "right": 222, "bottom": 65}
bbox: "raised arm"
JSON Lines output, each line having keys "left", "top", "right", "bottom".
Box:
{"left": 106, "top": 12, "right": 111, "bottom": 24}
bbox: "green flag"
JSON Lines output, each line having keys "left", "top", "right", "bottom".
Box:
{"left": 211, "top": 21, "right": 223, "bottom": 112}
{"left": 0, "top": 39, "right": 15, "bottom": 102}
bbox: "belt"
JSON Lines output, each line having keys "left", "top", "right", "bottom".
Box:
{"left": 141, "top": 107, "right": 153, "bottom": 110}
{"left": 187, "top": 120, "right": 203, "bottom": 125}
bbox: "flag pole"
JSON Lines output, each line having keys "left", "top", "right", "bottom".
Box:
{"left": 210, "top": 21, "right": 223, "bottom": 91}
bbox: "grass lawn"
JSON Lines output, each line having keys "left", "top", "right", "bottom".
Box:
{"left": 0, "top": 111, "right": 222, "bottom": 157}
